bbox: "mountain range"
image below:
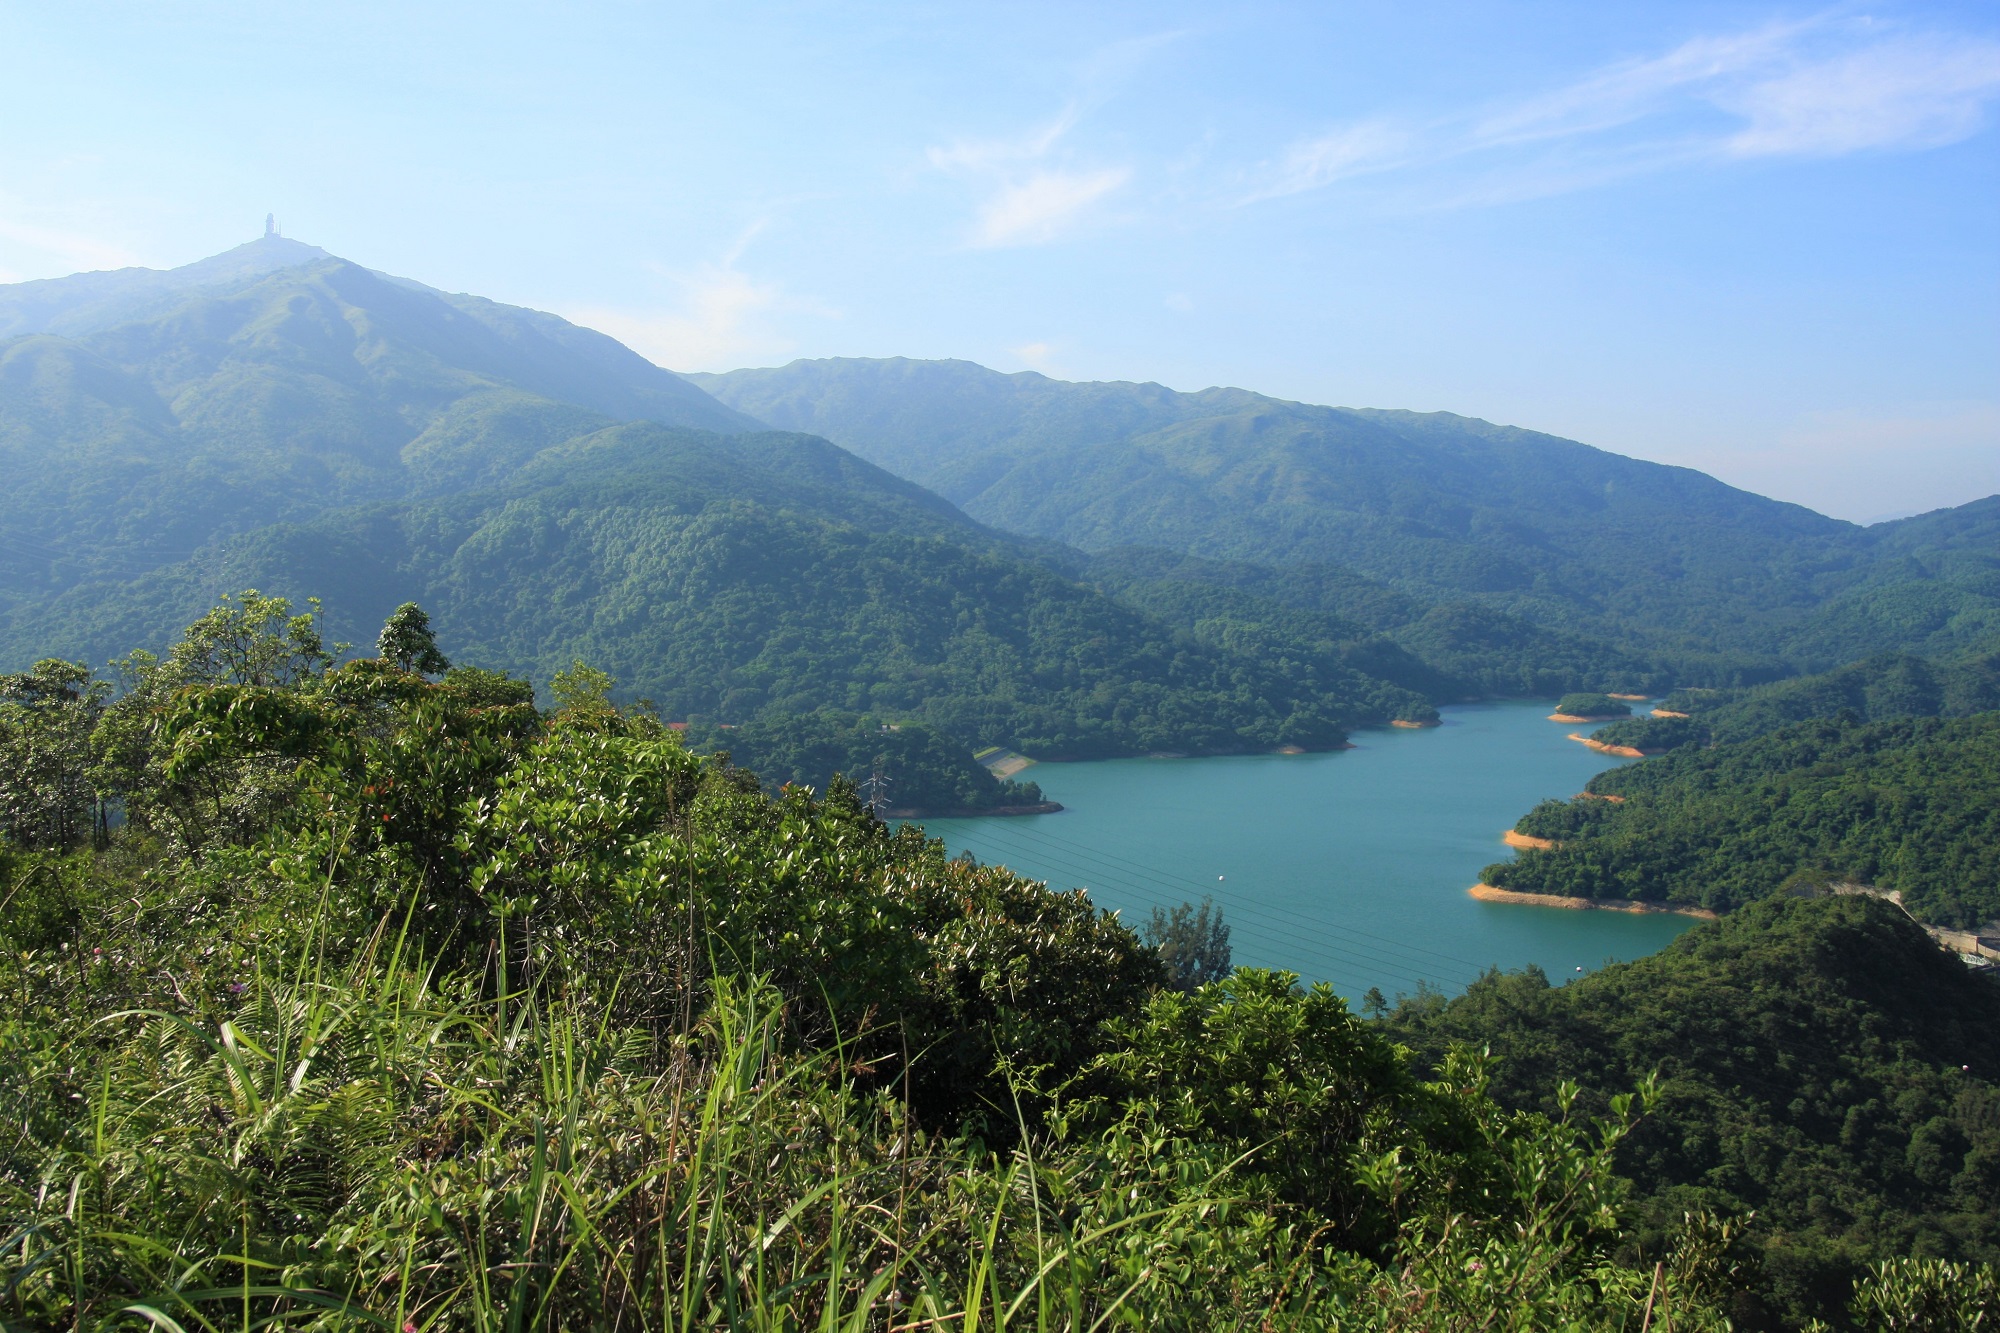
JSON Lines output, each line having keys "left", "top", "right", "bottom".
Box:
{"left": 694, "top": 357, "right": 2000, "bottom": 666}
{"left": 3, "top": 237, "right": 1995, "bottom": 786}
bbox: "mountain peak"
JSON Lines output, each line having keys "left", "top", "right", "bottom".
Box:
{"left": 0, "top": 231, "right": 335, "bottom": 341}
{"left": 170, "top": 232, "right": 334, "bottom": 285}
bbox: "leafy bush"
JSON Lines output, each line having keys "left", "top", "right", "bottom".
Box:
{"left": 1385, "top": 896, "right": 2000, "bottom": 1329}
{"left": 0, "top": 596, "right": 1965, "bottom": 1328}
{"left": 1139, "top": 897, "right": 1233, "bottom": 993}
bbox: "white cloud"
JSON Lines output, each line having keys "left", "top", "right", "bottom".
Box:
{"left": 1246, "top": 18, "right": 2000, "bottom": 210}
{"left": 1470, "top": 22, "right": 1810, "bottom": 148}
{"left": 927, "top": 33, "right": 1178, "bottom": 248}
{"left": 971, "top": 167, "right": 1132, "bottom": 248}
{"left": 562, "top": 226, "right": 816, "bottom": 372}
{"left": 928, "top": 106, "right": 1081, "bottom": 174}
{"left": 1012, "top": 341, "right": 1057, "bottom": 370}
{"left": 1723, "top": 36, "right": 2000, "bottom": 156}
{"left": 1243, "top": 121, "right": 1411, "bottom": 202}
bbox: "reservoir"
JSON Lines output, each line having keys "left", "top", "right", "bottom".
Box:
{"left": 914, "top": 699, "right": 1699, "bottom": 1003}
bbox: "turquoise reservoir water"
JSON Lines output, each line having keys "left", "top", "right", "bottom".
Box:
{"left": 912, "top": 699, "right": 1699, "bottom": 1003}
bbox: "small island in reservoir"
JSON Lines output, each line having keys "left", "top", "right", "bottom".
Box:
{"left": 1548, "top": 692, "right": 1634, "bottom": 723}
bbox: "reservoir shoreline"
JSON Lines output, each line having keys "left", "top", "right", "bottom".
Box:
{"left": 1470, "top": 883, "right": 1719, "bottom": 919}
{"left": 914, "top": 699, "right": 1700, "bottom": 999}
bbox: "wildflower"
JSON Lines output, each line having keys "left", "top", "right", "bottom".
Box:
{"left": 228, "top": 982, "right": 247, "bottom": 995}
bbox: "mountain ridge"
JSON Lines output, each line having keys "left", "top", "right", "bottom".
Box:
{"left": 0, "top": 242, "right": 1441, "bottom": 760}
{"left": 695, "top": 356, "right": 1999, "bottom": 667}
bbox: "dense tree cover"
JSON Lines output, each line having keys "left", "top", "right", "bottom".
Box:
{"left": 1386, "top": 896, "right": 2000, "bottom": 1329}
{"left": 0, "top": 250, "right": 752, "bottom": 621}
{"left": 1554, "top": 693, "right": 1631, "bottom": 719}
{"left": 695, "top": 357, "right": 2000, "bottom": 667}
{"left": 0, "top": 598, "right": 1859, "bottom": 1330}
{"left": 1587, "top": 713, "right": 1705, "bottom": 753}
{"left": 0, "top": 251, "right": 1448, "bottom": 765}
{"left": 682, "top": 709, "right": 1045, "bottom": 815}
{"left": 1085, "top": 548, "right": 1678, "bottom": 702}
{"left": 1493, "top": 713, "right": 2000, "bottom": 926}
{"left": 1594, "top": 641, "right": 2000, "bottom": 753}
{"left": 1078, "top": 562, "right": 1438, "bottom": 723}
{"left": 10, "top": 246, "right": 1994, "bottom": 775}
{"left": 191, "top": 492, "right": 1366, "bottom": 757}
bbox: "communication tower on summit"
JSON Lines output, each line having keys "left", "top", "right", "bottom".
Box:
{"left": 264, "top": 213, "right": 277, "bottom": 238}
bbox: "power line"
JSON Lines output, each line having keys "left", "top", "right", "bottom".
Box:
{"left": 943, "top": 816, "right": 1485, "bottom": 981}
{"left": 992, "top": 817, "right": 1492, "bottom": 972}
{"left": 930, "top": 817, "right": 1480, "bottom": 993}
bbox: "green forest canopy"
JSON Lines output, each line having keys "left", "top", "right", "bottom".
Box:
{"left": 1386, "top": 894, "right": 2000, "bottom": 1329}
{"left": 695, "top": 357, "right": 2000, "bottom": 669}
{"left": 1588, "top": 639, "right": 2000, "bottom": 753}
{"left": 1, "top": 596, "right": 1993, "bottom": 1329}
{"left": 1490, "top": 713, "right": 2000, "bottom": 928}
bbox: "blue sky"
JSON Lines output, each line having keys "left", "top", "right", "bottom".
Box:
{"left": 1, "top": 1, "right": 1995, "bottom": 521}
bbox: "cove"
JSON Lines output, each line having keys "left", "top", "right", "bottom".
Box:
{"left": 912, "top": 699, "right": 1700, "bottom": 1003}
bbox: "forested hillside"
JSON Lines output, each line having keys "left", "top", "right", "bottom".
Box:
{"left": 2, "top": 599, "right": 1989, "bottom": 1329}
{"left": 698, "top": 357, "right": 2000, "bottom": 670}
{"left": 1387, "top": 895, "right": 2000, "bottom": 1328}
{"left": 1489, "top": 713, "right": 2000, "bottom": 927}
{"left": 1084, "top": 548, "right": 1669, "bottom": 701}
{"left": 0, "top": 243, "right": 1442, "bottom": 762}
{"left": 9, "top": 244, "right": 1995, "bottom": 775}
{"left": 1587, "top": 638, "right": 2000, "bottom": 752}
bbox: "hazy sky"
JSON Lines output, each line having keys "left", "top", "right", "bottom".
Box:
{"left": 2, "top": 1, "right": 1996, "bottom": 522}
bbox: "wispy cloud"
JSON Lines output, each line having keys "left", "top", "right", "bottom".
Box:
{"left": 1246, "top": 17, "right": 2000, "bottom": 209}
{"left": 1722, "top": 34, "right": 2000, "bottom": 156}
{"left": 971, "top": 167, "right": 1133, "bottom": 247}
{"left": 563, "top": 224, "right": 823, "bottom": 371}
{"left": 930, "top": 105, "right": 1133, "bottom": 248}
{"left": 1242, "top": 121, "right": 1413, "bottom": 202}
{"left": 1012, "top": 341, "right": 1058, "bottom": 371}
{"left": 927, "top": 33, "right": 1186, "bottom": 248}
{"left": 928, "top": 106, "right": 1081, "bottom": 174}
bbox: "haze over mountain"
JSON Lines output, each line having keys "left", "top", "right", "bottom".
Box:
{"left": 5, "top": 239, "right": 1996, "bottom": 775}
{"left": 0, "top": 239, "right": 1447, "bottom": 768}
{"left": 696, "top": 358, "right": 2000, "bottom": 668}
